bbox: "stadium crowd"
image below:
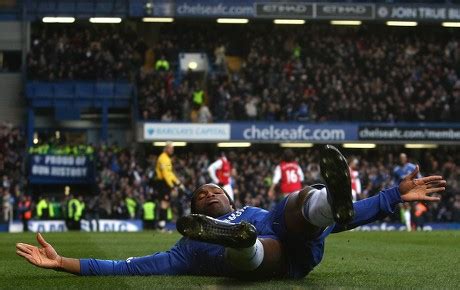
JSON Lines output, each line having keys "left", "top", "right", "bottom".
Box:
{"left": 27, "top": 23, "right": 146, "bottom": 80}
{"left": 27, "top": 23, "right": 460, "bottom": 122}
{"left": 12, "top": 22, "right": 460, "bottom": 228}
{"left": 2, "top": 136, "right": 460, "bottom": 227}
{"left": 212, "top": 25, "right": 460, "bottom": 122}
{"left": 0, "top": 122, "right": 26, "bottom": 224}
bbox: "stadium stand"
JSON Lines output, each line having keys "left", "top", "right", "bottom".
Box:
{"left": 11, "top": 21, "right": 460, "bottom": 228}
{"left": 27, "top": 23, "right": 460, "bottom": 122}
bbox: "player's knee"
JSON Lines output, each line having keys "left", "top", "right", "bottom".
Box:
{"left": 283, "top": 186, "right": 318, "bottom": 233}
{"left": 291, "top": 186, "right": 315, "bottom": 210}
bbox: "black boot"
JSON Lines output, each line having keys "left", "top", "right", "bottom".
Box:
{"left": 320, "top": 145, "right": 354, "bottom": 225}
{"left": 176, "top": 214, "right": 257, "bottom": 248}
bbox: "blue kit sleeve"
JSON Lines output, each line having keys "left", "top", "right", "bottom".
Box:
{"left": 332, "top": 186, "right": 403, "bottom": 233}
{"left": 79, "top": 240, "right": 190, "bottom": 276}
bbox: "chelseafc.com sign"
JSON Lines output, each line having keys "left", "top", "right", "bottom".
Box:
{"left": 239, "top": 125, "right": 348, "bottom": 141}
{"left": 233, "top": 123, "right": 356, "bottom": 141}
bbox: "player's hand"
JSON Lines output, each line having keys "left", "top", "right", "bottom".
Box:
{"left": 399, "top": 165, "right": 446, "bottom": 202}
{"left": 16, "top": 233, "right": 62, "bottom": 270}
{"left": 178, "top": 183, "right": 186, "bottom": 191}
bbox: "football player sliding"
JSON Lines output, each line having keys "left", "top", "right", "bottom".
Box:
{"left": 16, "top": 145, "right": 446, "bottom": 279}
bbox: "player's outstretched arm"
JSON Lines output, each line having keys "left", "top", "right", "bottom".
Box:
{"left": 399, "top": 165, "right": 445, "bottom": 202}
{"left": 332, "top": 166, "right": 446, "bottom": 233}
{"left": 16, "top": 233, "right": 81, "bottom": 275}
{"left": 17, "top": 233, "right": 190, "bottom": 276}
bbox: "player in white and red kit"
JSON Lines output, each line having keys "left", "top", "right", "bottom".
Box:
{"left": 349, "top": 158, "right": 362, "bottom": 201}
{"left": 208, "top": 153, "right": 235, "bottom": 201}
{"left": 268, "top": 149, "right": 304, "bottom": 200}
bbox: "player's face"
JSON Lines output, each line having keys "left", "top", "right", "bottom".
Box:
{"left": 400, "top": 153, "right": 407, "bottom": 165}
{"left": 165, "top": 145, "right": 174, "bottom": 155}
{"left": 193, "top": 184, "right": 233, "bottom": 218}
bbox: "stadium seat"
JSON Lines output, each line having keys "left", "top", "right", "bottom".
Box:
{"left": 34, "top": 83, "right": 54, "bottom": 99}
{"left": 53, "top": 83, "right": 75, "bottom": 99}
{"left": 95, "top": 1, "right": 113, "bottom": 14}
{"left": 55, "top": 106, "right": 81, "bottom": 120}
{"left": 37, "top": 1, "right": 56, "bottom": 13}
{"left": 25, "top": 1, "right": 38, "bottom": 11}
{"left": 25, "top": 83, "right": 35, "bottom": 99}
{"left": 76, "top": 1, "right": 94, "bottom": 16}
{"left": 75, "top": 83, "right": 95, "bottom": 99}
{"left": 114, "top": 83, "right": 133, "bottom": 99}
{"left": 129, "top": 1, "right": 144, "bottom": 16}
{"left": 95, "top": 83, "right": 114, "bottom": 98}
{"left": 57, "top": 1, "right": 75, "bottom": 13}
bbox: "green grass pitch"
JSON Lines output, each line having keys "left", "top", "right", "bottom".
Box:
{"left": 1, "top": 231, "right": 459, "bottom": 289}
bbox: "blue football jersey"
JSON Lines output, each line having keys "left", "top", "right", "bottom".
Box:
{"left": 80, "top": 187, "right": 403, "bottom": 278}
{"left": 393, "top": 162, "right": 419, "bottom": 185}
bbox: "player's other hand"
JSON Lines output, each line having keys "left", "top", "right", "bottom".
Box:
{"left": 16, "top": 233, "right": 62, "bottom": 270}
{"left": 399, "top": 165, "right": 446, "bottom": 202}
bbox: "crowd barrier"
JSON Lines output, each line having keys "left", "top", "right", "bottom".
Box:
{"left": 26, "top": 82, "right": 133, "bottom": 100}
{"left": 3, "top": 219, "right": 143, "bottom": 233}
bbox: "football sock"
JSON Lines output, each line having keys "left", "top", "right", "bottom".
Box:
{"left": 302, "top": 187, "right": 335, "bottom": 228}
{"left": 158, "top": 209, "right": 167, "bottom": 229}
{"left": 225, "top": 239, "right": 264, "bottom": 271}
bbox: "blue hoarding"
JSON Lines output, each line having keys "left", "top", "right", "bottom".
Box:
{"left": 359, "top": 124, "right": 460, "bottom": 141}
{"left": 8, "top": 1, "right": 460, "bottom": 22}
{"left": 139, "top": 121, "right": 460, "bottom": 143}
{"left": 28, "top": 154, "right": 95, "bottom": 184}
{"left": 231, "top": 122, "right": 358, "bottom": 142}
{"left": 355, "top": 222, "right": 460, "bottom": 231}
{"left": 81, "top": 219, "right": 143, "bottom": 232}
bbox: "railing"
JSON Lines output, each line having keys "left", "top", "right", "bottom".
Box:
{"left": 26, "top": 81, "right": 133, "bottom": 107}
